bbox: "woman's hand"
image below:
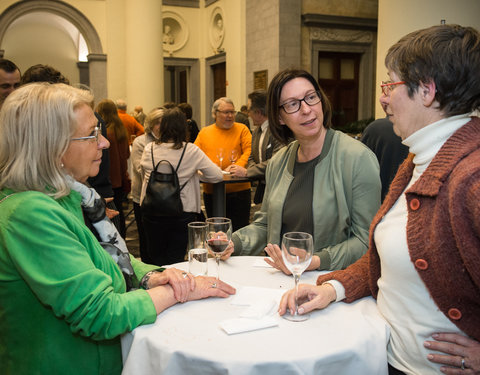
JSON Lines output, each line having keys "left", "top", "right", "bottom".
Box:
{"left": 148, "top": 268, "right": 195, "bottom": 303}
{"left": 264, "top": 243, "right": 292, "bottom": 275}
{"left": 424, "top": 332, "right": 480, "bottom": 374}
{"left": 264, "top": 243, "right": 321, "bottom": 275}
{"left": 278, "top": 283, "right": 337, "bottom": 316}
{"left": 220, "top": 240, "right": 234, "bottom": 260}
{"left": 186, "top": 276, "right": 236, "bottom": 301}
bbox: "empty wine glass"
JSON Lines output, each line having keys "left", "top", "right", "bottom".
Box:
{"left": 217, "top": 148, "right": 224, "bottom": 169}
{"left": 206, "top": 217, "right": 232, "bottom": 281}
{"left": 229, "top": 149, "right": 238, "bottom": 165}
{"left": 281, "top": 232, "right": 313, "bottom": 322}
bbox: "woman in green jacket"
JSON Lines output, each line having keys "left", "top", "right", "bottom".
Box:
{"left": 0, "top": 83, "right": 235, "bottom": 375}
{"left": 230, "top": 69, "right": 381, "bottom": 272}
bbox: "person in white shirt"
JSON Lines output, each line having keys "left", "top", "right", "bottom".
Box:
{"left": 279, "top": 24, "right": 480, "bottom": 375}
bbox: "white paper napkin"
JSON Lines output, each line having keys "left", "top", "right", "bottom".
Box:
{"left": 219, "top": 316, "right": 278, "bottom": 335}
{"left": 219, "top": 286, "right": 284, "bottom": 335}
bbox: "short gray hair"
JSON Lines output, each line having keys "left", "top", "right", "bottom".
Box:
{"left": 115, "top": 98, "right": 127, "bottom": 110}
{"left": 144, "top": 107, "right": 165, "bottom": 134}
{"left": 0, "top": 83, "right": 94, "bottom": 198}
{"left": 211, "top": 97, "right": 234, "bottom": 118}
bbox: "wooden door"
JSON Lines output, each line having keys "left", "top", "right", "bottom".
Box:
{"left": 212, "top": 62, "right": 226, "bottom": 100}
{"left": 317, "top": 52, "right": 360, "bottom": 129}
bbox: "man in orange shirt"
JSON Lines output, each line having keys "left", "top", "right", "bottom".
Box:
{"left": 115, "top": 99, "right": 144, "bottom": 145}
{"left": 195, "top": 97, "right": 252, "bottom": 231}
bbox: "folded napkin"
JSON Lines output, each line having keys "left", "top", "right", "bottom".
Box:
{"left": 219, "top": 286, "right": 284, "bottom": 335}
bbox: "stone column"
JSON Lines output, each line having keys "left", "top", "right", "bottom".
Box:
{"left": 87, "top": 53, "right": 108, "bottom": 104}
{"left": 125, "top": 0, "right": 163, "bottom": 112}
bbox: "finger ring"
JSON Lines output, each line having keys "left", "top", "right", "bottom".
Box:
{"left": 461, "top": 357, "right": 466, "bottom": 370}
{"left": 182, "top": 272, "right": 188, "bottom": 279}
{"left": 211, "top": 282, "right": 217, "bottom": 288}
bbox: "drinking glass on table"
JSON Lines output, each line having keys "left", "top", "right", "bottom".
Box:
{"left": 206, "top": 217, "right": 232, "bottom": 281}
{"left": 281, "top": 232, "right": 313, "bottom": 321}
{"left": 187, "top": 222, "right": 208, "bottom": 276}
{"left": 229, "top": 150, "right": 238, "bottom": 165}
{"left": 217, "top": 148, "right": 224, "bottom": 169}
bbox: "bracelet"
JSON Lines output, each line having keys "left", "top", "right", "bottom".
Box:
{"left": 140, "top": 271, "right": 158, "bottom": 290}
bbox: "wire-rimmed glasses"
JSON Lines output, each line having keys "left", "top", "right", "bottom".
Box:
{"left": 71, "top": 125, "right": 100, "bottom": 143}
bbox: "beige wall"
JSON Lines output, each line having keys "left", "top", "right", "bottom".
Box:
{"left": 375, "top": 0, "right": 480, "bottom": 117}
{"left": 2, "top": 14, "right": 79, "bottom": 82}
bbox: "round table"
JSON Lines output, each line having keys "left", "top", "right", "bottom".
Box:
{"left": 121, "top": 256, "right": 389, "bottom": 375}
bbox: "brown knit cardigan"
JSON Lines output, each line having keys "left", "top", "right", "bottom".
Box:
{"left": 317, "top": 117, "right": 480, "bottom": 341}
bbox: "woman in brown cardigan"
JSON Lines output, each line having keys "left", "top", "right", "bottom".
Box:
{"left": 279, "top": 24, "right": 480, "bottom": 375}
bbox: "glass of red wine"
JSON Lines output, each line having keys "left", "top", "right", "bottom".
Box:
{"left": 206, "top": 217, "right": 232, "bottom": 281}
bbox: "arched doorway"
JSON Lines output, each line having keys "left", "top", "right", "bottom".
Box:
{"left": 0, "top": 0, "right": 107, "bottom": 101}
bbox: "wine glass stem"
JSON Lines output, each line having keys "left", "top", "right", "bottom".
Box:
{"left": 215, "top": 255, "right": 221, "bottom": 280}
{"left": 293, "top": 274, "right": 300, "bottom": 315}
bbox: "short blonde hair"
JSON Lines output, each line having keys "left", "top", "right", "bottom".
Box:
{"left": 0, "top": 83, "right": 94, "bottom": 198}
{"left": 144, "top": 107, "right": 164, "bottom": 134}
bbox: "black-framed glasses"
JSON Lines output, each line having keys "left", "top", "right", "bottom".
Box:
{"left": 71, "top": 125, "right": 100, "bottom": 143}
{"left": 216, "top": 110, "right": 236, "bottom": 116}
{"left": 380, "top": 80, "right": 405, "bottom": 96}
{"left": 279, "top": 91, "right": 321, "bottom": 114}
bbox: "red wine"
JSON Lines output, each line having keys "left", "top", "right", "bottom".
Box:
{"left": 207, "top": 239, "right": 229, "bottom": 253}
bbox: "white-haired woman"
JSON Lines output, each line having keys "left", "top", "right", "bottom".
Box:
{"left": 0, "top": 83, "right": 235, "bottom": 375}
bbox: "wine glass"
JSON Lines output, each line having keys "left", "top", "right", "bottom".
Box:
{"left": 229, "top": 149, "right": 238, "bottom": 165}
{"left": 206, "top": 217, "right": 232, "bottom": 281}
{"left": 281, "top": 232, "right": 313, "bottom": 321}
{"left": 216, "top": 148, "right": 224, "bottom": 169}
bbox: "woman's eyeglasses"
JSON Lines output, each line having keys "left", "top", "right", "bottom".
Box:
{"left": 380, "top": 81, "right": 405, "bottom": 96}
{"left": 71, "top": 125, "right": 100, "bottom": 143}
{"left": 279, "top": 91, "right": 321, "bottom": 114}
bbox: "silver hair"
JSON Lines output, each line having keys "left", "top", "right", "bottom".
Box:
{"left": 0, "top": 83, "right": 93, "bottom": 198}
{"left": 211, "top": 97, "right": 234, "bottom": 118}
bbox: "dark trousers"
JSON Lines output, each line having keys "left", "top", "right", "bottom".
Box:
{"left": 388, "top": 364, "right": 406, "bottom": 375}
{"left": 142, "top": 212, "right": 198, "bottom": 267}
{"left": 133, "top": 202, "right": 151, "bottom": 264}
{"left": 112, "top": 187, "right": 126, "bottom": 238}
{"left": 203, "top": 189, "right": 251, "bottom": 232}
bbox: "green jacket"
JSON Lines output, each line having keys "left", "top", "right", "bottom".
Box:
{"left": 0, "top": 189, "right": 158, "bottom": 375}
{"left": 232, "top": 129, "right": 381, "bottom": 270}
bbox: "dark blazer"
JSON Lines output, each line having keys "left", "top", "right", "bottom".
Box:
{"left": 247, "top": 122, "right": 283, "bottom": 203}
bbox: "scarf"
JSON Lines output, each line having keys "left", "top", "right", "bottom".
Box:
{"left": 67, "top": 176, "right": 136, "bottom": 290}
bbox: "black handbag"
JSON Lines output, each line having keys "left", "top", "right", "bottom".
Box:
{"left": 141, "top": 143, "right": 188, "bottom": 217}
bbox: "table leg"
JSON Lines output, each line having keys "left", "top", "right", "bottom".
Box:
{"left": 212, "top": 181, "right": 226, "bottom": 217}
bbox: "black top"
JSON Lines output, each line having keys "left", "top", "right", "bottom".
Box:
{"left": 361, "top": 117, "right": 409, "bottom": 201}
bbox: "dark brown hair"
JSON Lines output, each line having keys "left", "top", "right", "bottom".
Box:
{"left": 385, "top": 24, "right": 480, "bottom": 116}
{"left": 157, "top": 107, "right": 188, "bottom": 149}
{"left": 95, "top": 99, "right": 128, "bottom": 143}
{"left": 248, "top": 90, "right": 267, "bottom": 116}
{"left": 267, "top": 68, "right": 332, "bottom": 145}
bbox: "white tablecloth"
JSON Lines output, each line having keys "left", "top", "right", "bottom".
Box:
{"left": 121, "top": 256, "right": 389, "bottom": 375}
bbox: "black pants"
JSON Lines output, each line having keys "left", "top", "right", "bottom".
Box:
{"left": 133, "top": 202, "right": 151, "bottom": 264}
{"left": 203, "top": 189, "right": 251, "bottom": 231}
{"left": 388, "top": 364, "right": 406, "bottom": 375}
{"left": 142, "top": 212, "right": 198, "bottom": 267}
